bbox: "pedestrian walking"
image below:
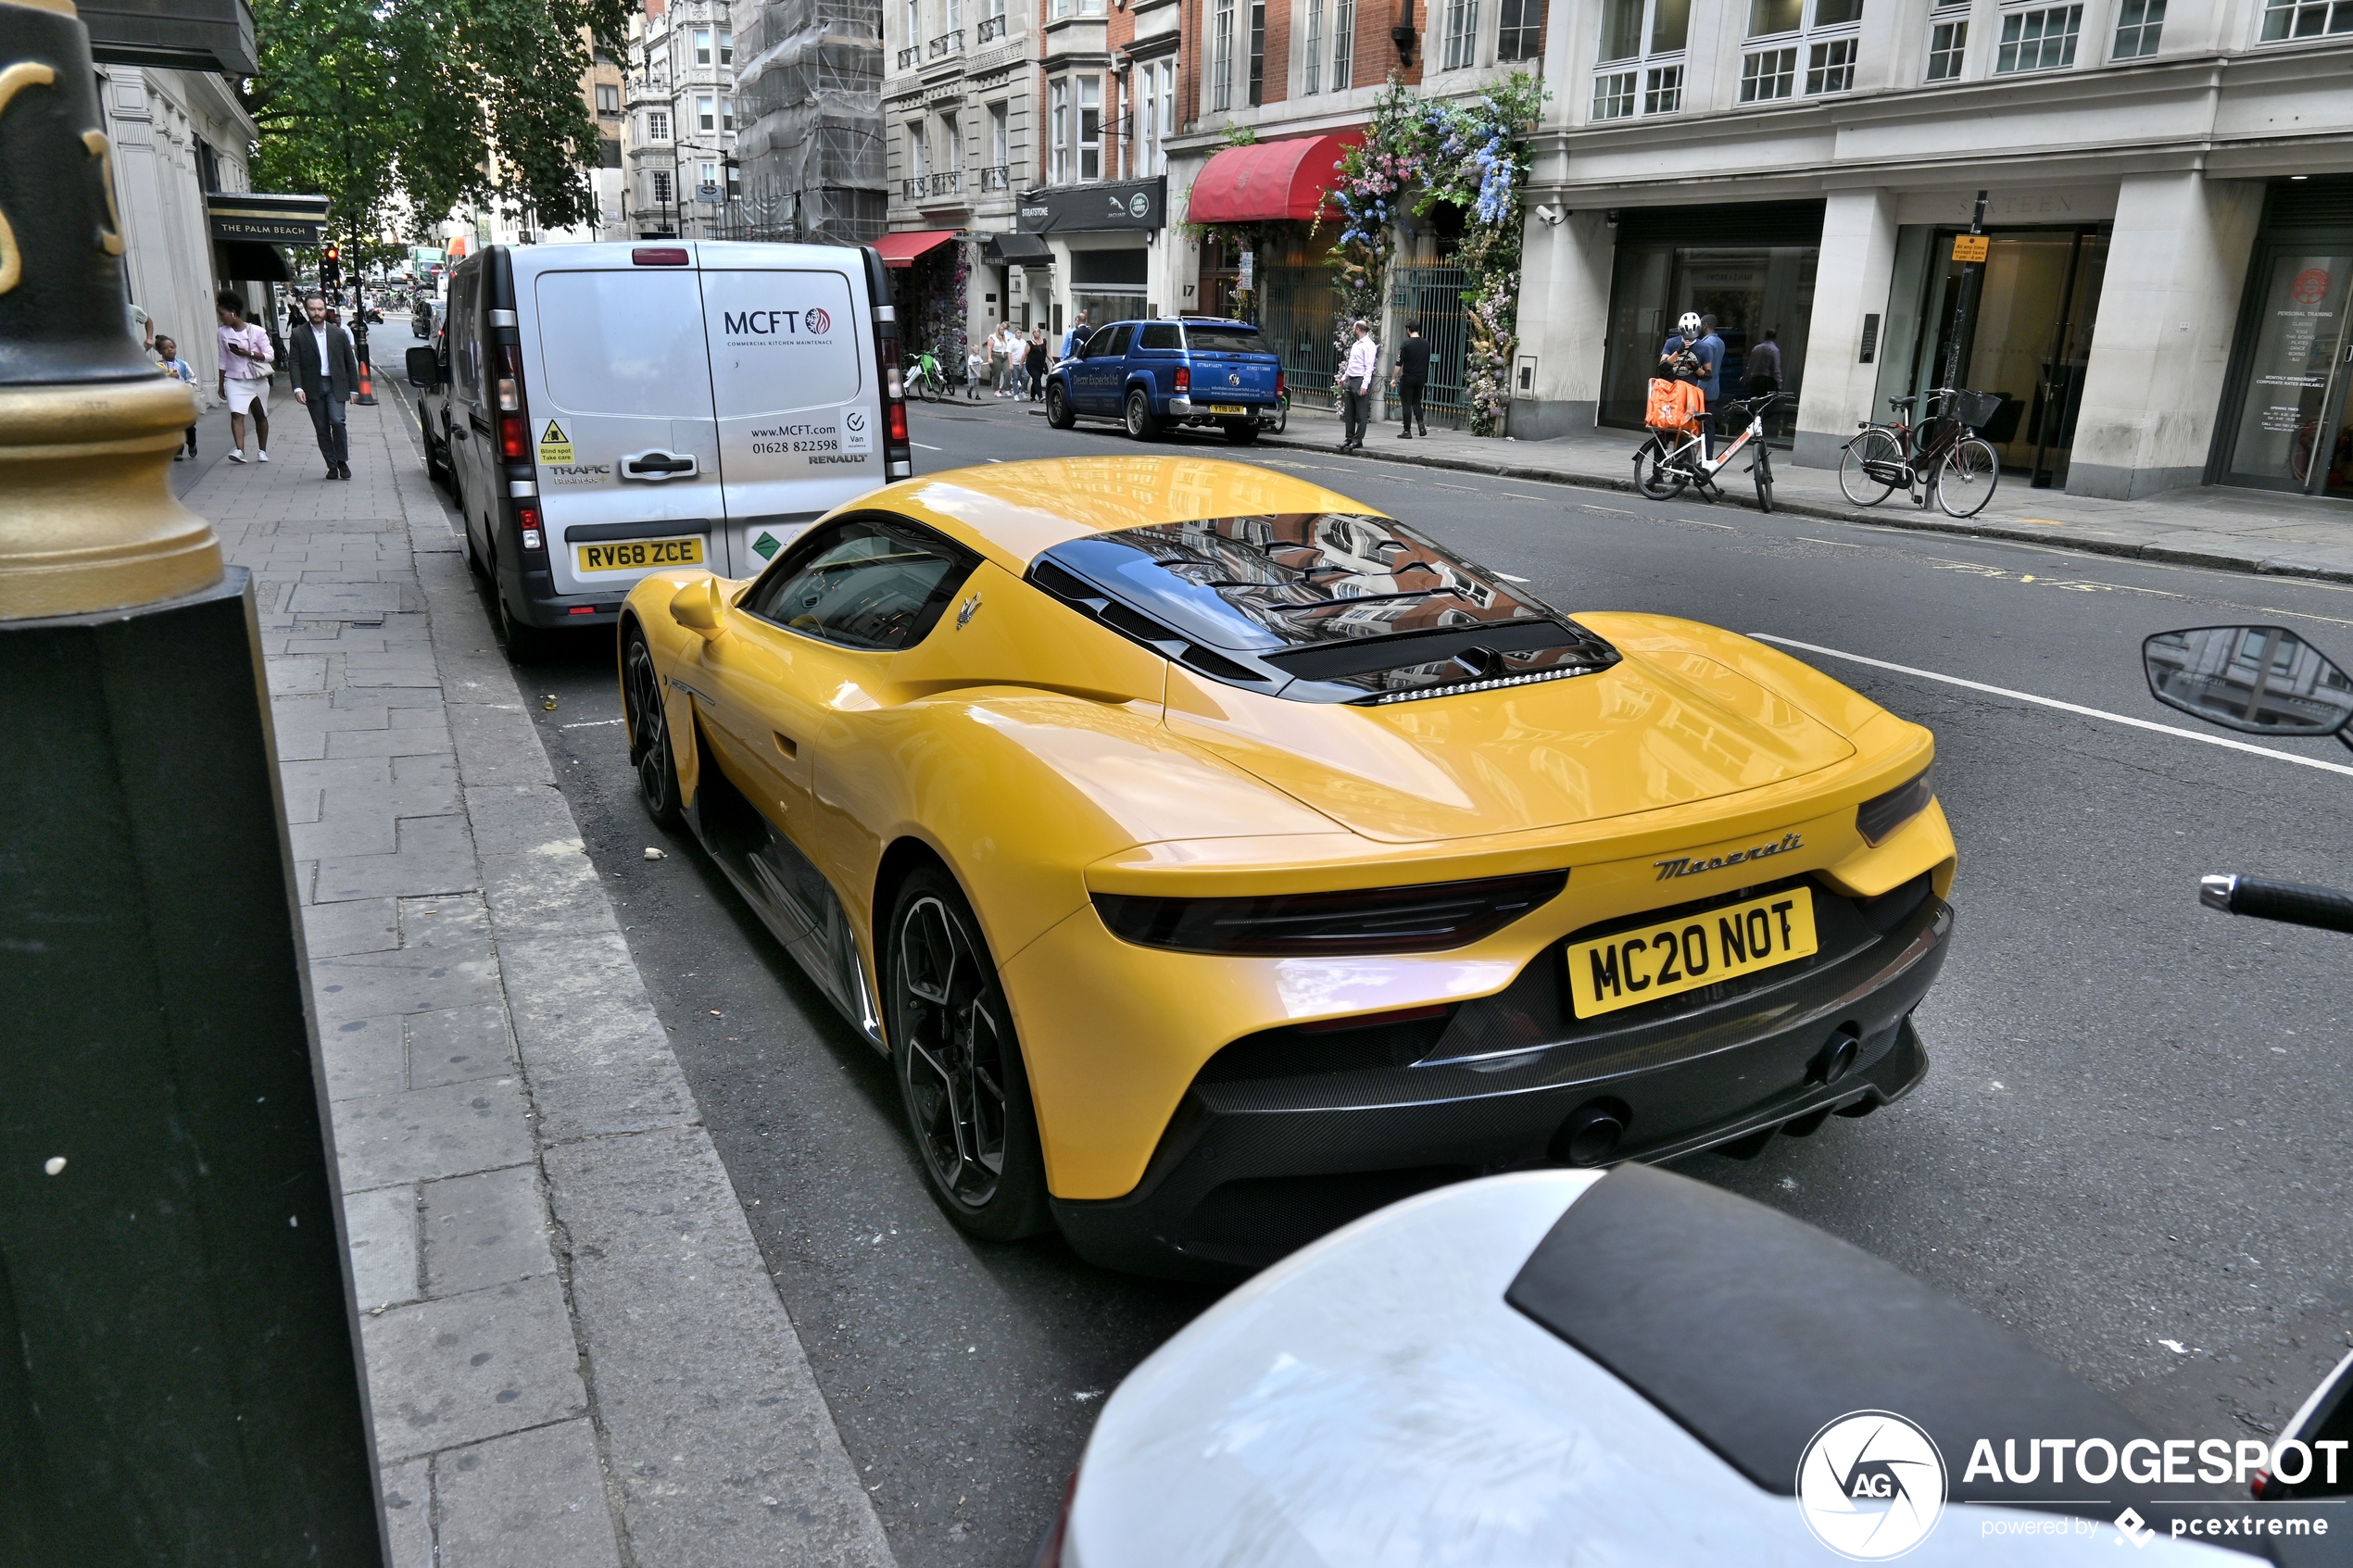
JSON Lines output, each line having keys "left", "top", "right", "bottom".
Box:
{"left": 988, "top": 322, "right": 1010, "bottom": 396}
{"left": 1743, "top": 327, "right": 1782, "bottom": 398}
{"left": 1390, "top": 321, "right": 1431, "bottom": 439}
{"left": 1337, "top": 320, "right": 1377, "bottom": 452}
{"left": 965, "top": 338, "right": 989, "bottom": 401}
{"left": 1062, "top": 310, "right": 1090, "bottom": 362}
{"left": 216, "top": 289, "right": 274, "bottom": 464}
{"left": 289, "top": 292, "right": 359, "bottom": 481}
{"left": 1026, "top": 328, "right": 1049, "bottom": 402}
{"left": 157, "top": 335, "right": 199, "bottom": 459}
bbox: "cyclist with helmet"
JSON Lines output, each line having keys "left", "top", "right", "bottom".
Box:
{"left": 1659, "top": 310, "right": 1725, "bottom": 457}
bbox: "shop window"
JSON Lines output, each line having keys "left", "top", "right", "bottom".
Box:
{"left": 1995, "top": 4, "right": 2081, "bottom": 69}
{"left": 1497, "top": 0, "right": 1541, "bottom": 58}
{"left": 1740, "top": 45, "right": 1798, "bottom": 99}
{"left": 1806, "top": 36, "right": 1856, "bottom": 89}
{"left": 1442, "top": 0, "right": 1479, "bottom": 67}
{"left": 1595, "top": 0, "right": 1686, "bottom": 119}
{"left": 2259, "top": 0, "right": 2352, "bottom": 38}
{"left": 1926, "top": 16, "right": 1968, "bottom": 77}
{"left": 1330, "top": 0, "right": 1355, "bottom": 87}
{"left": 1212, "top": 0, "right": 1235, "bottom": 109}
{"left": 2111, "top": 0, "right": 2163, "bottom": 53}
{"left": 1250, "top": 0, "right": 1267, "bottom": 103}
{"left": 1303, "top": 0, "right": 1325, "bottom": 91}
{"left": 1601, "top": 220, "right": 1820, "bottom": 442}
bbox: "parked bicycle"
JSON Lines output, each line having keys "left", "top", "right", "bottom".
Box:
{"left": 1634, "top": 392, "right": 1791, "bottom": 512}
{"left": 1836, "top": 388, "right": 2003, "bottom": 519}
{"left": 904, "top": 345, "right": 950, "bottom": 402}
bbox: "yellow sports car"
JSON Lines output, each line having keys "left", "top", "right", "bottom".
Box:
{"left": 618, "top": 457, "right": 1956, "bottom": 1275}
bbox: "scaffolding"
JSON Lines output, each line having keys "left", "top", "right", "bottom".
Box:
{"left": 723, "top": 0, "right": 887, "bottom": 245}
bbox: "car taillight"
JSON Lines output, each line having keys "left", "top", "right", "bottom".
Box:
{"left": 1174, "top": 366, "right": 1189, "bottom": 393}
{"left": 1856, "top": 768, "right": 1934, "bottom": 846}
{"left": 1092, "top": 871, "right": 1567, "bottom": 957}
{"left": 1277, "top": 368, "right": 1287, "bottom": 396}
{"left": 500, "top": 414, "right": 526, "bottom": 459}
{"left": 517, "top": 505, "right": 544, "bottom": 552}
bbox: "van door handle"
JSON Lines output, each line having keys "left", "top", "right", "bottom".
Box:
{"left": 621, "top": 450, "right": 698, "bottom": 481}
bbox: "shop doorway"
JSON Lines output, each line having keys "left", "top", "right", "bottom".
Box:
{"left": 1909, "top": 227, "right": 2108, "bottom": 489}
{"left": 2214, "top": 248, "right": 2353, "bottom": 500}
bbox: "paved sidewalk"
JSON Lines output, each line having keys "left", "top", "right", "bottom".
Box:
{"left": 192, "top": 400, "right": 893, "bottom": 1566}
{"left": 950, "top": 392, "right": 2353, "bottom": 583}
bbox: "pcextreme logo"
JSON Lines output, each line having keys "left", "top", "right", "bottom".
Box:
{"left": 1797, "top": 1411, "right": 1946, "bottom": 1560}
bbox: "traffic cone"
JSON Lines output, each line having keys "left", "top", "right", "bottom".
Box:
{"left": 353, "top": 352, "right": 377, "bottom": 407}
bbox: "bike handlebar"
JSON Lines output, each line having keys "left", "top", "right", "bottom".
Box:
{"left": 2200, "top": 874, "right": 2353, "bottom": 934}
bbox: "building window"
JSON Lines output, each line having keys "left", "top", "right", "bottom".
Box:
{"left": 1739, "top": 44, "right": 1798, "bottom": 98}
{"left": 719, "top": 27, "right": 733, "bottom": 63}
{"left": 1211, "top": 0, "right": 1235, "bottom": 110}
{"left": 648, "top": 109, "right": 670, "bottom": 140}
{"left": 1249, "top": 0, "right": 1267, "bottom": 103}
{"left": 1592, "top": 69, "right": 1636, "bottom": 118}
{"left": 990, "top": 99, "right": 1009, "bottom": 167}
{"left": 1497, "top": 0, "right": 1541, "bottom": 58}
{"left": 906, "top": 0, "right": 921, "bottom": 47}
{"left": 1050, "top": 79, "right": 1069, "bottom": 182}
{"left": 596, "top": 83, "right": 621, "bottom": 114}
{"left": 1926, "top": 16, "right": 1967, "bottom": 76}
{"left": 700, "top": 161, "right": 718, "bottom": 188}
{"left": 2112, "top": 0, "right": 2162, "bottom": 54}
{"left": 722, "top": 95, "right": 735, "bottom": 131}
{"left": 698, "top": 94, "right": 715, "bottom": 130}
{"left": 908, "top": 119, "right": 928, "bottom": 178}
{"left": 652, "top": 169, "right": 672, "bottom": 203}
{"left": 2258, "top": 0, "right": 2352, "bottom": 38}
{"left": 1596, "top": 0, "right": 1689, "bottom": 119}
{"left": 1330, "top": 0, "right": 1355, "bottom": 87}
{"left": 1995, "top": 4, "right": 2081, "bottom": 69}
{"left": 1303, "top": 0, "right": 1324, "bottom": 89}
{"left": 693, "top": 26, "right": 711, "bottom": 63}
{"left": 1441, "top": 0, "right": 1479, "bottom": 67}
{"left": 947, "top": 0, "right": 959, "bottom": 27}
{"left": 1155, "top": 60, "right": 1175, "bottom": 171}
{"left": 1078, "top": 76, "right": 1101, "bottom": 179}
{"left": 1806, "top": 35, "right": 1856, "bottom": 89}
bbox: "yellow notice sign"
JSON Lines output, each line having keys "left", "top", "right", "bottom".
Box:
{"left": 538, "top": 420, "right": 573, "bottom": 464}
{"left": 1951, "top": 233, "right": 1990, "bottom": 263}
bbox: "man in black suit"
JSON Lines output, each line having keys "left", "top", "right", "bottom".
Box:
{"left": 289, "top": 292, "right": 360, "bottom": 480}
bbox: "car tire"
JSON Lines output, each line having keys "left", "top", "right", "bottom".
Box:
{"left": 424, "top": 433, "right": 451, "bottom": 488}
{"left": 1223, "top": 421, "right": 1260, "bottom": 445}
{"left": 1046, "top": 382, "right": 1076, "bottom": 430}
{"left": 490, "top": 548, "right": 553, "bottom": 665}
{"left": 886, "top": 864, "right": 1051, "bottom": 1243}
{"left": 623, "top": 629, "right": 684, "bottom": 825}
{"left": 1124, "top": 388, "right": 1162, "bottom": 442}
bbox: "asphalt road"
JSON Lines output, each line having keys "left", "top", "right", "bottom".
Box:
{"left": 404, "top": 388, "right": 2353, "bottom": 1566}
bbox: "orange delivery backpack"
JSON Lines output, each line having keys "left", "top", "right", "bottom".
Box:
{"left": 1646, "top": 377, "right": 1705, "bottom": 436}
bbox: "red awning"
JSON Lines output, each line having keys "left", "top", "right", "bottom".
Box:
{"left": 873, "top": 228, "right": 961, "bottom": 268}
{"left": 1185, "top": 132, "right": 1364, "bottom": 225}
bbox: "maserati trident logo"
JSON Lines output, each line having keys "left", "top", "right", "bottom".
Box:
{"left": 956, "top": 593, "right": 981, "bottom": 630}
{"left": 1655, "top": 831, "right": 1802, "bottom": 881}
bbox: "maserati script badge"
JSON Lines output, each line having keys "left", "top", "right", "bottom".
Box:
{"left": 956, "top": 594, "right": 982, "bottom": 630}
{"left": 1655, "top": 832, "right": 1802, "bottom": 881}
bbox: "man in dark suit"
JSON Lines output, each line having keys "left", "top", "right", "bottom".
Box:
{"left": 290, "top": 292, "right": 359, "bottom": 480}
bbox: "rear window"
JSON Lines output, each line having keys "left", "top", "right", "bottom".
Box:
{"left": 1137, "top": 322, "right": 1181, "bottom": 350}
{"left": 1030, "top": 514, "right": 1618, "bottom": 703}
{"left": 1184, "top": 326, "right": 1269, "bottom": 355}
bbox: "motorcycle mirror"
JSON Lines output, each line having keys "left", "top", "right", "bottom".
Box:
{"left": 2143, "top": 625, "right": 2353, "bottom": 740}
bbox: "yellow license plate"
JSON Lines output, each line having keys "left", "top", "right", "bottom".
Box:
{"left": 1209, "top": 403, "right": 1248, "bottom": 415}
{"left": 1567, "top": 886, "right": 1818, "bottom": 1020}
{"left": 575, "top": 536, "right": 703, "bottom": 572}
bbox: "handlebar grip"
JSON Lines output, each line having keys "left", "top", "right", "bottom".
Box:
{"left": 2201, "top": 874, "right": 2353, "bottom": 934}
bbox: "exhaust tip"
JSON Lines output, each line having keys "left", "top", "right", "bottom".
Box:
{"left": 1810, "top": 1027, "right": 1862, "bottom": 1087}
{"left": 1553, "top": 1098, "right": 1630, "bottom": 1167}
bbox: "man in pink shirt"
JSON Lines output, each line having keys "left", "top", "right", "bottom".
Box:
{"left": 215, "top": 289, "right": 274, "bottom": 463}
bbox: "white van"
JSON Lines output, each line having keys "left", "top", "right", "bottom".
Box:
{"left": 408, "top": 242, "right": 912, "bottom": 660}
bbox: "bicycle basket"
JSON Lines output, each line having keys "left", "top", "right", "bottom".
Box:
{"left": 1948, "top": 390, "right": 2004, "bottom": 430}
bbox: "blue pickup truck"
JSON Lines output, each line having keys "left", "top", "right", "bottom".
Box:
{"left": 1044, "top": 317, "right": 1283, "bottom": 444}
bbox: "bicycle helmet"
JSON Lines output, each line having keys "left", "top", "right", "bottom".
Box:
{"left": 1677, "top": 311, "right": 1704, "bottom": 339}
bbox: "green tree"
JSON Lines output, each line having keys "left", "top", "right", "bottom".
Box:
{"left": 247, "top": 0, "right": 630, "bottom": 247}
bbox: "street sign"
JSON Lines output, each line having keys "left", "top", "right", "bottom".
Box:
{"left": 1951, "top": 233, "right": 1989, "bottom": 263}
{"left": 698, "top": 182, "right": 723, "bottom": 203}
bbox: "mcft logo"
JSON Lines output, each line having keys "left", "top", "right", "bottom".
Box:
{"left": 724, "top": 307, "right": 831, "bottom": 335}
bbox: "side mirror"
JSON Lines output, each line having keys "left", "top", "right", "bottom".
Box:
{"left": 404, "top": 345, "right": 439, "bottom": 390}
{"left": 670, "top": 576, "right": 726, "bottom": 639}
{"left": 2143, "top": 625, "right": 2353, "bottom": 741}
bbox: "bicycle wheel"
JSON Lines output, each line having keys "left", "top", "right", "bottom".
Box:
{"left": 1838, "top": 429, "right": 1903, "bottom": 506}
{"left": 1753, "top": 445, "right": 1775, "bottom": 514}
{"left": 1937, "top": 436, "right": 2000, "bottom": 519}
{"left": 1634, "top": 435, "right": 1689, "bottom": 499}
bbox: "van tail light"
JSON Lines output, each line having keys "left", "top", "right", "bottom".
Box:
{"left": 499, "top": 413, "right": 526, "bottom": 460}
{"left": 517, "top": 505, "right": 545, "bottom": 553}
{"left": 633, "top": 246, "right": 689, "bottom": 265}
{"left": 1174, "top": 366, "right": 1189, "bottom": 394}
{"left": 497, "top": 344, "right": 522, "bottom": 411}
{"left": 875, "top": 302, "right": 912, "bottom": 481}
{"left": 888, "top": 397, "right": 908, "bottom": 445}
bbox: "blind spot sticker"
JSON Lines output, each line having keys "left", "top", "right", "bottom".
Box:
{"left": 538, "top": 421, "right": 573, "bottom": 464}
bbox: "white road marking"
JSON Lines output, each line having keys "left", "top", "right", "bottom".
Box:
{"left": 560, "top": 718, "right": 624, "bottom": 728}
{"left": 1795, "top": 536, "right": 1865, "bottom": 547}
{"left": 910, "top": 440, "right": 943, "bottom": 450}
{"left": 1582, "top": 504, "right": 1638, "bottom": 517}
{"left": 1754, "top": 633, "right": 2353, "bottom": 778}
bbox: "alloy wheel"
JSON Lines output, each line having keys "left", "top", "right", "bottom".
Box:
{"left": 623, "top": 635, "right": 679, "bottom": 822}
{"left": 894, "top": 894, "right": 1009, "bottom": 1210}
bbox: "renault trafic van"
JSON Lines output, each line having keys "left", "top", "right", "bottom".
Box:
{"left": 406, "top": 242, "right": 912, "bottom": 660}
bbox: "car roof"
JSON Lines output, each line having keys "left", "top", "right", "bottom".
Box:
{"left": 864, "top": 457, "right": 1377, "bottom": 571}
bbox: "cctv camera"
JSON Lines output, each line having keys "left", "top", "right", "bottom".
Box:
{"left": 1534, "top": 204, "right": 1565, "bottom": 228}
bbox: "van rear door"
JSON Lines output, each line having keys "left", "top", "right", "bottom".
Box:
{"left": 697, "top": 245, "right": 886, "bottom": 572}
{"left": 528, "top": 257, "right": 727, "bottom": 596}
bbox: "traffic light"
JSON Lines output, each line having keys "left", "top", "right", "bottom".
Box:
{"left": 321, "top": 243, "right": 342, "bottom": 289}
